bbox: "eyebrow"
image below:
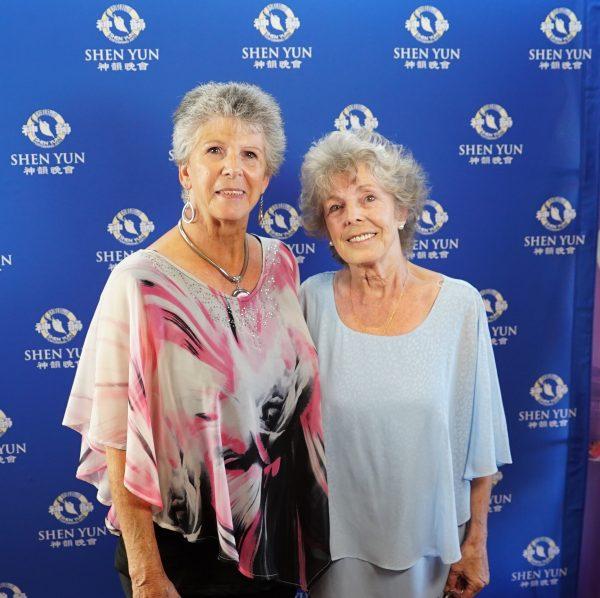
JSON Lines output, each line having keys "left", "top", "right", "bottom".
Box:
{"left": 201, "top": 140, "right": 263, "bottom": 152}
{"left": 325, "top": 185, "right": 377, "bottom": 201}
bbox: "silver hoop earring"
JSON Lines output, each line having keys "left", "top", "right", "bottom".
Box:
{"left": 182, "top": 201, "right": 196, "bottom": 224}
{"left": 258, "top": 195, "right": 265, "bottom": 227}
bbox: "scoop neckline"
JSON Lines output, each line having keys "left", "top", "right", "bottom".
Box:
{"left": 327, "top": 270, "right": 446, "bottom": 339}
{"left": 141, "top": 235, "right": 268, "bottom": 301}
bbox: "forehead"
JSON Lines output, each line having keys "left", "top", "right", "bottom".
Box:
{"left": 196, "top": 116, "right": 265, "bottom": 147}
{"left": 327, "top": 162, "right": 379, "bottom": 195}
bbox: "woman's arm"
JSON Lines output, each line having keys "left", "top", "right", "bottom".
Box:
{"left": 106, "top": 447, "right": 179, "bottom": 597}
{"left": 444, "top": 475, "right": 492, "bottom": 598}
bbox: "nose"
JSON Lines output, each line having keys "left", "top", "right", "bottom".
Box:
{"left": 344, "top": 202, "right": 364, "bottom": 226}
{"left": 222, "top": 151, "right": 242, "bottom": 177}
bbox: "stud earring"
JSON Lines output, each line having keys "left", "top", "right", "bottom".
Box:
{"left": 398, "top": 221, "right": 406, "bottom": 230}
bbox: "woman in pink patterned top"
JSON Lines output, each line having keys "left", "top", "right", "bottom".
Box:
{"left": 63, "top": 82, "right": 329, "bottom": 598}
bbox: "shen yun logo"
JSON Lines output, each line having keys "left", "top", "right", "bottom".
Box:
{"left": 529, "top": 9, "right": 590, "bottom": 70}
{"left": 519, "top": 373, "right": 575, "bottom": 430}
{"left": 261, "top": 204, "right": 301, "bottom": 240}
{"left": 479, "top": 289, "right": 508, "bottom": 323}
{"left": 334, "top": 105, "right": 379, "bottom": 132}
{"left": 541, "top": 9, "right": 582, "bottom": 45}
{"left": 537, "top": 197, "right": 576, "bottom": 232}
{"left": 415, "top": 200, "right": 448, "bottom": 235}
{"left": 405, "top": 6, "right": 449, "bottom": 43}
{"left": 460, "top": 105, "right": 522, "bottom": 166}
{"left": 394, "top": 5, "right": 459, "bottom": 70}
{"left": 0, "top": 583, "right": 27, "bottom": 598}
{"left": 524, "top": 197, "right": 584, "bottom": 257}
{"left": 14, "top": 110, "right": 85, "bottom": 176}
{"left": 512, "top": 536, "right": 568, "bottom": 587}
{"left": 523, "top": 537, "right": 560, "bottom": 567}
{"left": 254, "top": 4, "right": 300, "bottom": 42}
{"left": 49, "top": 492, "right": 94, "bottom": 525}
{"left": 35, "top": 309, "right": 83, "bottom": 345}
{"left": 21, "top": 110, "right": 71, "bottom": 149}
{"left": 530, "top": 374, "right": 568, "bottom": 407}
{"left": 470, "top": 105, "right": 513, "bottom": 141}
{"left": 411, "top": 201, "right": 458, "bottom": 261}
{"left": 108, "top": 208, "right": 155, "bottom": 245}
{"left": 0, "top": 409, "right": 13, "bottom": 438}
{"left": 97, "top": 4, "right": 146, "bottom": 44}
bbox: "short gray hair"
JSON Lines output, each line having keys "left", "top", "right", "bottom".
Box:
{"left": 300, "top": 129, "right": 428, "bottom": 255}
{"left": 172, "top": 82, "right": 286, "bottom": 176}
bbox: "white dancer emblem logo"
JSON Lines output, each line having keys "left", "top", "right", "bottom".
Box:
{"left": 470, "top": 105, "right": 513, "bottom": 140}
{"left": 254, "top": 4, "right": 300, "bottom": 42}
{"left": 108, "top": 208, "right": 155, "bottom": 245}
{"left": 530, "top": 374, "right": 569, "bottom": 407}
{"left": 21, "top": 110, "right": 71, "bottom": 149}
{"left": 536, "top": 197, "right": 576, "bottom": 231}
{"left": 405, "top": 6, "right": 449, "bottom": 43}
{"left": 523, "top": 537, "right": 560, "bottom": 566}
{"left": 541, "top": 9, "right": 582, "bottom": 45}
{"left": 49, "top": 491, "right": 95, "bottom": 525}
{"left": 35, "top": 309, "right": 83, "bottom": 345}
{"left": 97, "top": 4, "right": 146, "bottom": 44}
{"left": 0, "top": 583, "right": 27, "bottom": 598}
{"left": 261, "top": 203, "right": 301, "bottom": 240}
{"left": 0, "top": 409, "right": 13, "bottom": 438}
{"left": 479, "top": 289, "right": 508, "bottom": 323}
{"left": 334, "top": 105, "right": 379, "bottom": 132}
{"left": 416, "top": 200, "right": 448, "bottom": 235}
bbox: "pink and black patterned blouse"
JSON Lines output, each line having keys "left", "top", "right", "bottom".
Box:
{"left": 63, "top": 237, "right": 330, "bottom": 589}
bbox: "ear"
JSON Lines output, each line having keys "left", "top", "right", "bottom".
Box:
{"left": 178, "top": 162, "right": 190, "bottom": 189}
{"left": 394, "top": 205, "right": 409, "bottom": 226}
{"left": 261, "top": 174, "right": 271, "bottom": 195}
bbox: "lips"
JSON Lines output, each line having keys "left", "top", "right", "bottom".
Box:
{"left": 216, "top": 189, "right": 246, "bottom": 199}
{"left": 347, "top": 232, "right": 377, "bottom": 243}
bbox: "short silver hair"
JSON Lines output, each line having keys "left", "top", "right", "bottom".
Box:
{"left": 172, "top": 82, "right": 286, "bottom": 176}
{"left": 300, "top": 129, "right": 428, "bottom": 255}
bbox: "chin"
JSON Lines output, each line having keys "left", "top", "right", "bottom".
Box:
{"left": 211, "top": 208, "right": 251, "bottom": 223}
{"left": 340, "top": 248, "right": 384, "bottom": 266}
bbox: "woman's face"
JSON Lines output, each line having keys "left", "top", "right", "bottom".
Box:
{"left": 323, "top": 162, "right": 406, "bottom": 267}
{"left": 180, "top": 117, "right": 270, "bottom": 224}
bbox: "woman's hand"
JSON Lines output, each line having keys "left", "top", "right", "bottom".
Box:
{"left": 132, "top": 572, "right": 181, "bottom": 598}
{"left": 443, "top": 541, "right": 489, "bottom": 597}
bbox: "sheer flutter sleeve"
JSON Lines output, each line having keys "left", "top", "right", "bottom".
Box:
{"left": 463, "top": 295, "right": 512, "bottom": 480}
{"left": 63, "top": 267, "right": 162, "bottom": 527}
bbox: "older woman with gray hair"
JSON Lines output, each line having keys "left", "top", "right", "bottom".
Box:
{"left": 299, "top": 129, "right": 511, "bottom": 598}
{"left": 63, "top": 82, "right": 330, "bottom": 597}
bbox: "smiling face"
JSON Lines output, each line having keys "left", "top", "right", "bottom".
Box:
{"left": 323, "top": 162, "right": 406, "bottom": 267}
{"left": 179, "top": 116, "right": 271, "bottom": 224}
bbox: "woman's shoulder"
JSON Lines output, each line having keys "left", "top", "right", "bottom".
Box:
{"left": 410, "top": 264, "right": 482, "bottom": 315}
{"left": 100, "top": 250, "right": 167, "bottom": 297}
{"left": 109, "top": 249, "right": 161, "bottom": 279}
{"left": 300, "top": 271, "right": 335, "bottom": 296}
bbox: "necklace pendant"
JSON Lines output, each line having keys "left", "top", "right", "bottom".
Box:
{"left": 232, "top": 288, "right": 250, "bottom": 298}
{"left": 230, "top": 275, "right": 242, "bottom": 284}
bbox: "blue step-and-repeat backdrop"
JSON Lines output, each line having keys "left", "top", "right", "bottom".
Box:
{"left": 1, "top": 1, "right": 599, "bottom": 596}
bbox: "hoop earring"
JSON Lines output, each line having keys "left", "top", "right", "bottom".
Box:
{"left": 182, "top": 201, "right": 196, "bottom": 224}
{"left": 258, "top": 195, "right": 265, "bottom": 227}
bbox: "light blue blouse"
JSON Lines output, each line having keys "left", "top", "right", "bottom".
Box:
{"left": 300, "top": 272, "right": 512, "bottom": 569}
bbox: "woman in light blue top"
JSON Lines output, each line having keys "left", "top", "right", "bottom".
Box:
{"left": 299, "top": 129, "right": 511, "bottom": 598}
